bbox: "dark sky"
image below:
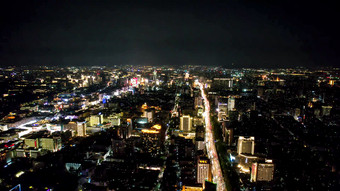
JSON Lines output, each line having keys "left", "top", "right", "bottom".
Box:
{"left": 0, "top": 0, "right": 339, "bottom": 68}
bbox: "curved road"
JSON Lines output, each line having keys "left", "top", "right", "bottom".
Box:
{"left": 199, "top": 82, "right": 226, "bottom": 191}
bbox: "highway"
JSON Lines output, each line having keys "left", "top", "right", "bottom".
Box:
{"left": 199, "top": 82, "right": 226, "bottom": 191}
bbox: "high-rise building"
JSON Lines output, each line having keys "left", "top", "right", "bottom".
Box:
{"left": 222, "top": 121, "right": 233, "bottom": 146}
{"left": 108, "top": 113, "right": 121, "bottom": 126}
{"left": 143, "top": 109, "right": 154, "bottom": 123}
{"left": 197, "top": 157, "right": 211, "bottom": 184}
{"left": 237, "top": 136, "right": 255, "bottom": 155}
{"left": 77, "top": 121, "right": 87, "bottom": 137}
{"left": 195, "top": 137, "right": 205, "bottom": 151}
{"left": 250, "top": 160, "right": 274, "bottom": 182}
{"left": 40, "top": 137, "right": 62, "bottom": 152}
{"left": 180, "top": 115, "right": 193, "bottom": 132}
{"left": 195, "top": 97, "right": 203, "bottom": 108}
{"left": 218, "top": 111, "right": 228, "bottom": 122}
{"left": 212, "top": 78, "right": 233, "bottom": 88}
{"left": 194, "top": 116, "right": 204, "bottom": 127}
{"left": 218, "top": 102, "right": 228, "bottom": 114}
{"left": 118, "top": 123, "right": 132, "bottom": 139}
{"left": 198, "top": 108, "right": 204, "bottom": 117}
{"left": 22, "top": 131, "right": 62, "bottom": 152}
{"left": 88, "top": 114, "right": 104, "bottom": 127}
{"left": 228, "top": 97, "right": 235, "bottom": 112}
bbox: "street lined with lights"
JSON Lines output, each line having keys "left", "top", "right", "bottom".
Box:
{"left": 199, "top": 82, "right": 226, "bottom": 191}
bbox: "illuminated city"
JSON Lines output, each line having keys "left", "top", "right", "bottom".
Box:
{"left": 1, "top": 1, "right": 339, "bottom": 191}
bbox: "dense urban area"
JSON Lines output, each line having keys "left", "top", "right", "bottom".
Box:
{"left": 0, "top": 65, "right": 339, "bottom": 191}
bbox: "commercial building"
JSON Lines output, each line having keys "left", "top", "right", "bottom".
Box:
{"left": 88, "top": 114, "right": 104, "bottom": 127}
{"left": 180, "top": 115, "right": 193, "bottom": 132}
{"left": 218, "top": 102, "right": 228, "bottom": 114}
{"left": 222, "top": 121, "right": 233, "bottom": 146}
{"left": 238, "top": 154, "right": 259, "bottom": 173}
{"left": 228, "top": 97, "right": 235, "bottom": 112}
{"left": 143, "top": 109, "right": 154, "bottom": 123}
{"left": 212, "top": 78, "right": 233, "bottom": 88}
{"left": 118, "top": 123, "right": 132, "bottom": 139}
{"left": 40, "top": 137, "right": 62, "bottom": 152}
{"left": 107, "top": 113, "right": 121, "bottom": 126}
{"left": 197, "top": 107, "right": 204, "bottom": 117}
{"left": 250, "top": 160, "right": 275, "bottom": 182}
{"left": 76, "top": 121, "right": 87, "bottom": 137}
{"left": 195, "top": 97, "right": 203, "bottom": 108}
{"left": 23, "top": 131, "right": 62, "bottom": 152}
{"left": 237, "top": 136, "right": 255, "bottom": 155}
{"left": 197, "top": 157, "right": 211, "bottom": 184}
{"left": 195, "top": 137, "right": 205, "bottom": 151}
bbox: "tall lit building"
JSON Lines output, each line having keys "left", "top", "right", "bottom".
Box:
{"left": 237, "top": 136, "right": 255, "bottom": 155}
{"left": 88, "top": 114, "right": 104, "bottom": 127}
{"left": 143, "top": 109, "right": 154, "bottom": 123}
{"left": 40, "top": 137, "right": 62, "bottom": 152}
{"left": 77, "top": 121, "right": 87, "bottom": 137}
{"left": 22, "top": 132, "right": 62, "bottom": 152}
{"left": 250, "top": 160, "right": 274, "bottom": 182}
{"left": 218, "top": 111, "right": 228, "bottom": 122}
{"left": 108, "top": 113, "right": 121, "bottom": 126}
{"left": 195, "top": 137, "right": 205, "bottom": 151}
{"left": 218, "top": 102, "right": 228, "bottom": 114}
{"left": 195, "top": 97, "right": 203, "bottom": 108}
{"left": 197, "top": 157, "right": 211, "bottom": 184}
{"left": 180, "top": 115, "right": 193, "bottom": 132}
{"left": 228, "top": 97, "right": 235, "bottom": 112}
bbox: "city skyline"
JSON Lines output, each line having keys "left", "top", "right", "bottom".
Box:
{"left": 0, "top": 65, "right": 339, "bottom": 190}
{"left": 0, "top": 1, "right": 339, "bottom": 190}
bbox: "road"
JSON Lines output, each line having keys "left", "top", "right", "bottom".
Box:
{"left": 199, "top": 82, "right": 226, "bottom": 191}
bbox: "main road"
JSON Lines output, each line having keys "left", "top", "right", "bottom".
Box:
{"left": 199, "top": 82, "right": 226, "bottom": 191}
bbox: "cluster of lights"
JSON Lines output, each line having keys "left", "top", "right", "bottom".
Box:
{"left": 151, "top": 124, "right": 161, "bottom": 130}
{"left": 238, "top": 164, "right": 250, "bottom": 173}
{"left": 141, "top": 129, "right": 159, "bottom": 134}
{"left": 140, "top": 124, "right": 162, "bottom": 134}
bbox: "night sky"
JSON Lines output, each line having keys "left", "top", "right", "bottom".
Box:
{"left": 0, "top": 0, "right": 339, "bottom": 68}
